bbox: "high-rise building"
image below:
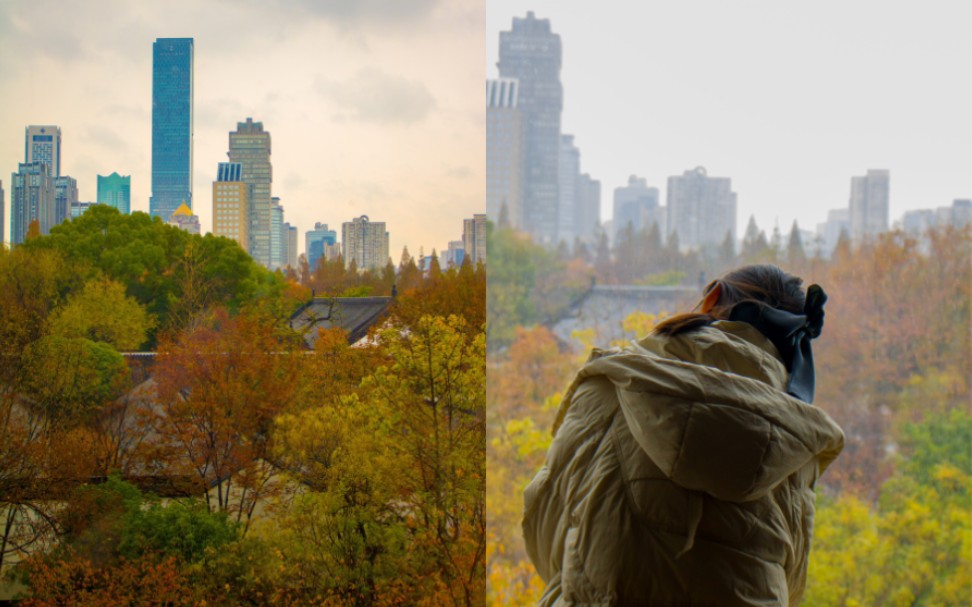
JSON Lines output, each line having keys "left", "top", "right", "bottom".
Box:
{"left": 71, "top": 201, "right": 95, "bottom": 218}
{"left": 0, "top": 179, "right": 5, "bottom": 244}
{"left": 848, "top": 169, "right": 889, "bottom": 243}
{"left": 285, "top": 223, "right": 298, "bottom": 270}
{"left": 10, "top": 162, "right": 55, "bottom": 244}
{"left": 227, "top": 118, "right": 272, "bottom": 267}
{"left": 575, "top": 173, "right": 601, "bottom": 245}
{"left": 463, "top": 213, "right": 487, "bottom": 266}
{"left": 816, "top": 208, "right": 851, "bottom": 257}
{"left": 151, "top": 37, "right": 194, "bottom": 221}
{"left": 498, "top": 12, "right": 563, "bottom": 244}
{"left": 486, "top": 78, "right": 524, "bottom": 229}
{"left": 443, "top": 240, "right": 466, "bottom": 268}
{"left": 212, "top": 162, "right": 248, "bottom": 250}
{"left": 342, "top": 215, "right": 389, "bottom": 272}
{"left": 306, "top": 223, "right": 338, "bottom": 272}
{"left": 666, "top": 166, "right": 737, "bottom": 251}
{"left": 270, "top": 197, "right": 285, "bottom": 270}
{"left": 25, "top": 126, "right": 61, "bottom": 177}
{"left": 613, "top": 176, "right": 660, "bottom": 241}
{"left": 97, "top": 172, "right": 131, "bottom": 214}
{"left": 54, "top": 176, "right": 78, "bottom": 226}
{"left": 953, "top": 199, "right": 972, "bottom": 228}
{"left": 166, "top": 202, "right": 200, "bottom": 235}
{"left": 557, "top": 134, "right": 580, "bottom": 244}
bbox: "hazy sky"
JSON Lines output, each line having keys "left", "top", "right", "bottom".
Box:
{"left": 488, "top": 1, "right": 972, "bottom": 237}
{"left": 0, "top": 0, "right": 485, "bottom": 258}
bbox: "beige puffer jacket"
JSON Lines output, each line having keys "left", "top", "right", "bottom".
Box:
{"left": 523, "top": 321, "right": 844, "bottom": 607}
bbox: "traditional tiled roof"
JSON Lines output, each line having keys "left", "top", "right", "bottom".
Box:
{"left": 289, "top": 296, "right": 393, "bottom": 348}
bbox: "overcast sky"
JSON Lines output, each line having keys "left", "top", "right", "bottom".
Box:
{"left": 0, "top": 0, "right": 485, "bottom": 258}
{"left": 488, "top": 0, "right": 972, "bottom": 236}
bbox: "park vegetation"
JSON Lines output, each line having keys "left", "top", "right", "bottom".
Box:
{"left": 0, "top": 207, "right": 486, "bottom": 606}
{"left": 487, "top": 220, "right": 971, "bottom": 606}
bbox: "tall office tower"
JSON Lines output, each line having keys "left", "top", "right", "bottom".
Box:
{"left": 498, "top": 12, "right": 563, "bottom": 244}
{"left": 575, "top": 173, "right": 601, "bottom": 245}
{"left": 306, "top": 222, "right": 338, "bottom": 272}
{"left": 10, "top": 162, "right": 55, "bottom": 244}
{"left": 486, "top": 78, "right": 524, "bottom": 229}
{"left": 25, "top": 125, "right": 61, "bottom": 177}
{"left": 613, "top": 176, "right": 660, "bottom": 241}
{"left": 270, "top": 197, "right": 284, "bottom": 270}
{"left": 97, "top": 172, "right": 131, "bottom": 214}
{"left": 342, "top": 215, "right": 389, "bottom": 272}
{"left": 228, "top": 118, "right": 272, "bottom": 267}
{"left": 557, "top": 134, "right": 580, "bottom": 244}
{"left": 54, "top": 176, "right": 78, "bottom": 225}
{"left": 166, "top": 202, "right": 200, "bottom": 234}
{"left": 666, "top": 166, "right": 737, "bottom": 252}
{"left": 285, "top": 223, "right": 298, "bottom": 269}
{"left": 0, "top": 180, "right": 5, "bottom": 244}
{"left": 151, "top": 37, "right": 194, "bottom": 221}
{"left": 212, "top": 162, "right": 249, "bottom": 250}
{"left": 848, "top": 169, "right": 889, "bottom": 243}
{"left": 463, "top": 213, "right": 487, "bottom": 266}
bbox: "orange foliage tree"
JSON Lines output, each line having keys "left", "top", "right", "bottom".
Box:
{"left": 150, "top": 309, "right": 308, "bottom": 528}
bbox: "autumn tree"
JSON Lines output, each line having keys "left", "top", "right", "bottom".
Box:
{"left": 150, "top": 309, "right": 308, "bottom": 527}
{"left": 364, "top": 315, "right": 486, "bottom": 606}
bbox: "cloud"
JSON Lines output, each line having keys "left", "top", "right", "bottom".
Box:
{"left": 317, "top": 69, "right": 436, "bottom": 124}
{"left": 267, "top": 0, "right": 440, "bottom": 26}
{"left": 445, "top": 165, "right": 472, "bottom": 179}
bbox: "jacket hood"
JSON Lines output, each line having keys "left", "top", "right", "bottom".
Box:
{"left": 553, "top": 323, "right": 844, "bottom": 503}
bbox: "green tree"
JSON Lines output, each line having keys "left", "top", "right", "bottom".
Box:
{"left": 48, "top": 278, "right": 155, "bottom": 351}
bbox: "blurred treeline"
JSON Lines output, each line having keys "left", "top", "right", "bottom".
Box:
{"left": 0, "top": 206, "right": 487, "bottom": 606}
{"left": 486, "top": 221, "right": 971, "bottom": 606}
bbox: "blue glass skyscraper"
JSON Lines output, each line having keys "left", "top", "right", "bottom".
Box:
{"left": 151, "top": 38, "right": 193, "bottom": 221}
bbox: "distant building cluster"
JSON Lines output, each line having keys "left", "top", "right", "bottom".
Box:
{"left": 900, "top": 199, "right": 971, "bottom": 235}
{"left": 4, "top": 36, "right": 484, "bottom": 277}
{"left": 489, "top": 14, "right": 968, "bottom": 260}
{"left": 488, "top": 13, "right": 601, "bottom": 247}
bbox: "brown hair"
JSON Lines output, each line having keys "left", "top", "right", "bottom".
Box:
{"left": 653, "top": 265, "right": 806, "bottom": 336}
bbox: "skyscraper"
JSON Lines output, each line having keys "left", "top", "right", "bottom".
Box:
{"left": 342, "top": 215, "right": 389, "bottom": 272}
{"left": 270, "top": 197, "right": 284, "bottom": 270}
{"left": 97, "top": 172, "right": 131, "bottom": 214}
{"left": 10, "top": 162, "right": 54, "bottom": 244}
{"left": 0, "top": 180, "right": 5, "bottom": 245}
{"left": 25, "top": 125, "right": 61, "bottom": 177}
{"left": 306, "top": 223, "right": 338, "bottom": 272}
{"left": 575, "top": 173, "right": 601, "bottom": 246}
{"left": 848, "top": 169, "right": 889, "bottom": 243}
{"left": 498, "top": 12, "right": 563, "bottom": 244}
{"left": 285, "top": 223, "right": 298, "bottom": 270}
{"left": 227, "top": 118, "right": 272, "bottom": 267}
{"left": 54, "top": 176, "right": 78, "bottom": 226}
{"left": 666, "top": 166, "right": 737, "bottom": 252}
{"left": 212, "top": 162, "right": 248, "bottom": 250}
{"left": 151, "top": 37, "right": 194, "bottom": 221}
{"left": 463, "top": 213, "right": 487, "bottom": 266}
{"left": 557, "top": 134, "right": 580, "bottom": 244}
{"left": 486, "top": 78, "right": 524, "bottom": 229}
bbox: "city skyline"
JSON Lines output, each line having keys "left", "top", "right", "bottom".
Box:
{"left": 487, "top": 1, "right": 971, "bottom": 238}
{"left": 0, "top": 0, "right": 485, "bottom": 258}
